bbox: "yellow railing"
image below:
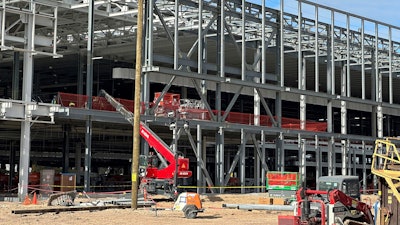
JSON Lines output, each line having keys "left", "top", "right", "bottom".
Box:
{"left": 371, "top": 138, "right": 400, "bottom": 203}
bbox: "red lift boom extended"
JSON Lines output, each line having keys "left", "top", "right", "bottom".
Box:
{"left": 99, "top": 90, "right": 192, "bottom": 197}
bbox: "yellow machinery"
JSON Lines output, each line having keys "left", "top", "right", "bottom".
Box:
{"left": 371, "top": 138, "right": 400, "bottom": 202}
{"left": 371, "top": 138, "right": 400, "bottom": 224}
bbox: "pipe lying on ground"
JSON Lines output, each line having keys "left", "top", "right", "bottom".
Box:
{"left": 222, "top": 203, "right": 294, "bottom": 211}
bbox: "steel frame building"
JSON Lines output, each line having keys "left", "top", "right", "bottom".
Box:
{"left": 1, "top": 0, "right": 400, "bottom": 200}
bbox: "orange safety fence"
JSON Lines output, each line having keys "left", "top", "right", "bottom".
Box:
{"left": 57, "top": 92, "right": 327, "bottom": 132}
{"left": 57, "top": 92, "right": 147, "bottom": 112}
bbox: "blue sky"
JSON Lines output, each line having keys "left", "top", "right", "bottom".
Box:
{"left": 252, "top": 0, "right": 400, "bottom": 27}
{"left": 250, "top": 0, "right": 400, "bottom": 40}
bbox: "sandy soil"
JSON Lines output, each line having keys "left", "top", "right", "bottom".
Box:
{"left": 0, "top": 193, "right": 290, "bottom": 225}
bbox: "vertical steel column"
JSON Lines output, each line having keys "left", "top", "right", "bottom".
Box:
{"left": 340, "top": 61, "right": 347, "bottom": 175}
{"left": 361, "top": 19, "right": 365, "bottom": 100}
{"left": 218, "top": 0, "right": 225, "bottom": 79}
{"left": 340, "top": 64, "right": 347, "bottom": 136}
{"left": 12, "top": 52, "right": 20, "bottom": 100}
{"left": 196, "top": 124, "right": 204, "bottom": 193}
{"left": 202, "top": 135, "right": 207, "bottom": 193}
{"left": 297, "top": 1, "right": 302, "bottom": 89}
{"left": 374, "top": 24, "right": 379, "bottom": 102}
{"left": 18, "top": 1, "right": 35, "bottom": 201}
{"left": 142, "top": 0, "right": 152, "bottom": 122}
{"left": 198, "top": 0, "right": 204, "bottom": 75}
{"left": 298, "top": 1, "right": 306, "bottom": 131}
{"left": 75, "top": 143, "right": 82, "bottom": 185}
{"left": 330, "top": 11, "right": 335, "bottom": 94}
{"left": 261, "top": 0, "right": 266, "bottom": 83}
{"left": 261, "top": 130, "right": 266, "bottom": 193}
{"left": 362, "top": 141, "right": 367, "bottom": 192}
{"left": 375, "top": 23, "right": 383, "bottom": 139}
{"left": 299, "top": 139, "right": 306, "bottom": 186}
{"left": 62, "top": 124, "right": 70, "bottom": 173}
{"left": 1, "top": 0, "right": 5, "bottom": 46}
{"left": 144, "top": 0, "right": 154, "bottom": 66}
{"left": 300, "top": 56, "right": 306, "bottom": 130}
{"left": 315, "top": 135, "right": 320, "bottom": 179}
{"left": 174, "top": 0, "right": 179, "bottom": 69}
{"left": 275, "top": 0, "right": 285, "bottom": 128}
{"left": 84, "top": 0, "right": 94, "bottom": 192}
{"left": 377, "top": 103, "right": 383, "bottom": 139}
{"left": 389, "top": 27, "right": 393, "bottom": 104}
{"left": 215, "top": 0, "right": 225, "bottom": 193}
{"left": 197, "top": 0, "right": 208, "bottom": 188}
{"left": 326, "top": 24, "right": 333, "bottom": 133}
{"left": 172, "top": 119, "right": 178, "bottom": 193}
{"left": 279, "top": 0, "right": 284, "bottom": 87}
{"left": 277, "top": 133, "right": 284, "bottom": 171}
{"left": 254, "top": 146, "right": 260, "bottom": 192}
{"left": 77, "top": 53, "right": 84, "bottom": 95}
{"left": 326, "top": 10, "right": 335, "bottom": 176}
{"left": 240, "top": 129, "right": 246, "bottom": 194}
{"left": 328, "top": 137, "right": 335, "bottom": 176}
{"left": 52, "top": 7, "right": 57, "bottom": 55}
{"left": 314, "top": 6, "right": 319, "bottom": 92}
{"left": 352, "top": 146, "right": 356, "bottom": 175}
{"left": 241, "top": 0, "right": 246, "bottom": 81}
{"left": 346, "top": 14, "right": 351, "bottom": 97}
{"left": 198, "top": 0, "right": 207, "bottom": 97}
{"left": 9, "top": 142, "right": 16, "bottom": 190}
{"left": 341, "top": 140, "right": 347, "bottom": 175}
{"left": 141, "top": 0, "right": 153, "bottom": 156}
{"left": 218, "top": 127, "right": 225, "bottom": 193}
{"left": 276, "top": 1, "right": 284, "bottom": 172}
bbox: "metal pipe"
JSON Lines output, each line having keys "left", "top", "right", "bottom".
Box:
{"left": 222, "top": 203, "right": 294, "bottom": 211}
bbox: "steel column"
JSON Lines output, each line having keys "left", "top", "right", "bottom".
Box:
{"left": 18, "top": 2, "right": 35, "bottom": 200}
{"left": 84, "top": 0, "right": 94, "bottom": 192}
{"left": 240, "top": 129, "right": 246, "bottom": 194}
{"left": 12, "top": 52, "right": 20, "bottom": 100}
{"left": 341, "top": 140, "right": 347, "bottom": 175}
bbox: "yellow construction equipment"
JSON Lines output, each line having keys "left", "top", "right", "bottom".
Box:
{"left": 371, "top": 138, "right": 400, "bottom": 203}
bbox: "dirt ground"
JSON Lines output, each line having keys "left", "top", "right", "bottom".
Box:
{"left": 0, "top": 193, "right": 290, "bottom": 225}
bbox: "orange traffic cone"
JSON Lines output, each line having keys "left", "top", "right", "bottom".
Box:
{"left": 22, "top": 195, "right": 31, "bottom": 205}
{"left": 32, "top": 192, "right": 37, "bottom": 205}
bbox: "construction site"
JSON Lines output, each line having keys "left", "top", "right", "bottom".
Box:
{"left": 1, "top": 0, "right": 400, "bottom": 224}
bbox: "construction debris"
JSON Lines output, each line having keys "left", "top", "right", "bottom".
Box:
{"left": 47, "top": 191, "right": 77, "bottom": 206}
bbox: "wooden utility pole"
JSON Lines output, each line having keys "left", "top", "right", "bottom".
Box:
{"left": 132, "top": 0, "right": 144, "bottom": 210}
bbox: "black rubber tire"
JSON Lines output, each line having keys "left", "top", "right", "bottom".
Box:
{"left": 183, "top": 205, "right": 198, "bottom": 219}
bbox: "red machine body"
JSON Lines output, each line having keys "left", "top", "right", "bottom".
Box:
{"left": 294, "top": 188, "right": 373, "bottom": 225}
{"left": 98, "top": 89, "right": 192, "bottom": 197}
{"left": 139, "top": 122, "right": 192, "bottom": 180}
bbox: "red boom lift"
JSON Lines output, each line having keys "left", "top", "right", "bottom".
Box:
{"left": 99, "top": 90, "right": 192, "bottom": 198}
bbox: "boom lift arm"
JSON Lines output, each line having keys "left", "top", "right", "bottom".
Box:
{"left": 99, "top": 90, "right": 192, "bottom": 180}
